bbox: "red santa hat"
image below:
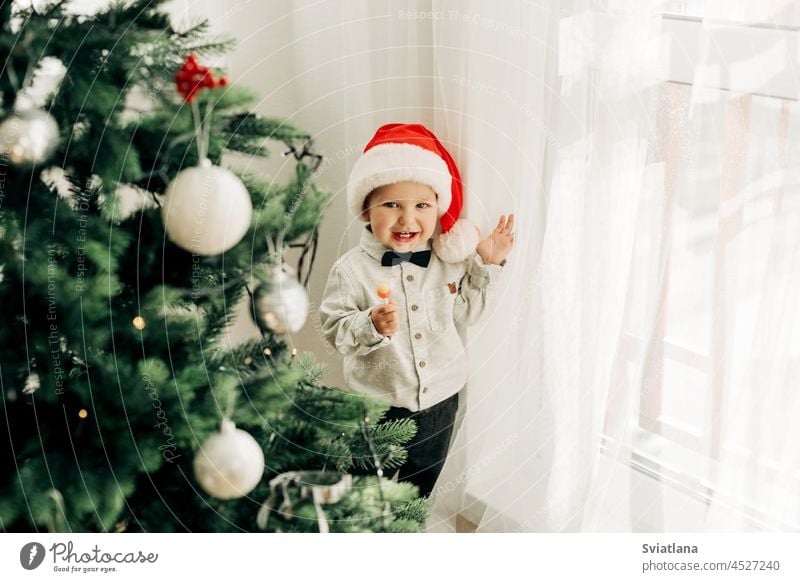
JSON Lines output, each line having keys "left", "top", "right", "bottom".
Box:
{"left": 347, "top": 123, "right": 479, "bottom": 263}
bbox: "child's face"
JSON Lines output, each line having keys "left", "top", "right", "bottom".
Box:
{"left": 362, "top": 182, "right": 439, "bottom": 251}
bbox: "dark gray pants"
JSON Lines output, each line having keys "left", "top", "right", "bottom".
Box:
{"left": 381, "top": 391, "right": 460, "bottom": 498}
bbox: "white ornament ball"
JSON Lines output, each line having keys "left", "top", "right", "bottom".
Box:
{"left": 251, "top": 265, "right": 310, "bottom": 334}
{"left": 162, "top": 159, "right": 253, "bottom": 256}
{"left": 193, "top": 419, "right": 265, "bottom": 500}
{"left": 0, "top": 108, "right": 59, "bottom": 166}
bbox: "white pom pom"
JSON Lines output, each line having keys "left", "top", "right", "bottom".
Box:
{"left": 432, "top": 218, "right": 480, "bottom": 263}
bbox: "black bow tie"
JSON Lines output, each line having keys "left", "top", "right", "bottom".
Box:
{"left": 381, "top": 249, "right": 432, "bottom": 268}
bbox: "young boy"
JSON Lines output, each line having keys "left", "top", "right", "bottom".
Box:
{"left": 319, "top": 123, "right": 514, "bottom": 497}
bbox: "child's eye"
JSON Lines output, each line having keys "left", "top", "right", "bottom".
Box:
{"left": 416, "top": 202, "right": 430, "bottom": 209}
{"left": 383, "top": 202, "right": 398, "bottom": 208}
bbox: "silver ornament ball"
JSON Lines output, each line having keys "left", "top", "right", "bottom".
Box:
{"left": 0, "top": 108, "right": 59, "bottom": 166}
{"left": 252, "top": 265, "right": 309, "bottom": 334}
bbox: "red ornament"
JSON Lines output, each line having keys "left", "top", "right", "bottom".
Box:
{"left": 175, "top": 54, "right": 226, "bottom": 103}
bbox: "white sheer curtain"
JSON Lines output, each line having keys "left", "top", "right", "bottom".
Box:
{"left": 426, "top": 0, "right": 655, "bottom": 532}
{"left": 426, "top": 0, "right": 800, "bottom": 532}
{"left": 267, "top": 0, "right": 800, "bottom": 532}
{"left": 666, "top": 1, "right": 800, "bottom": 532}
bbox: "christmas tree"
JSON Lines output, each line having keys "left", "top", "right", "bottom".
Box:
{"left": 0, "top": 0, "right": 425, "bottom": 533}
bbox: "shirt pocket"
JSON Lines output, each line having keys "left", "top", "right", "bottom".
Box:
{"left": 425, "top": 285, "right": 456, "bottom": 332}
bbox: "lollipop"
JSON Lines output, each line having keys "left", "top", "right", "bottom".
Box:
{"left": 376, "top": 283, "right": 392, "bottom": 304}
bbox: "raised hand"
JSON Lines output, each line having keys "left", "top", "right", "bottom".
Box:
{"left": 476, "top": 214, "right": 515, "bottom": 266}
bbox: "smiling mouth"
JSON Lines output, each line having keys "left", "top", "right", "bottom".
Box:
{"left": 392, "top": 231, "right": 419, "bottom": 242}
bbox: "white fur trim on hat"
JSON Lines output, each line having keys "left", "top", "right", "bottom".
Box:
{"left": 432, "top": 218, "right": 480, "bottom": 263}
{"left": 348, "top": 142, "right": 452, "bottom": 221}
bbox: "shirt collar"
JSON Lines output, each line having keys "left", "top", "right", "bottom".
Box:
{"left": 359, "top": 225, "right": 433, "bottom": 263}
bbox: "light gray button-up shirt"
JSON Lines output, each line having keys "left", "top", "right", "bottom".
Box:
{"left": 319, "top": 226, "right": 503, "bottom": 411}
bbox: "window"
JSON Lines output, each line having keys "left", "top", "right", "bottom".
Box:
{"left": 618, "top": 7, "right": 800, "bottom": 525}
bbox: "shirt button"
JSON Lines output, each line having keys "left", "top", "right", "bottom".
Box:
{"left": 419, "top": 361, "right": 426, "bottom": 368}
{"left": 407, "top": 275, "right": 414, "bottom": 282}
{"left": 422, "top": 387, "right": 429, "bottom": 393}
{"left": 414, "top": 332, "right": 422, "bottom": 340}
{"left": 411, "top": 304, "right": 418, "bottom": 311}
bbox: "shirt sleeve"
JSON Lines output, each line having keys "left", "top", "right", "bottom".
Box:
{"left": 319, "top": 261, "right": 393, "bottom": 356}
{"left": 452, "top": 252, "right": 505, "bottom": 326}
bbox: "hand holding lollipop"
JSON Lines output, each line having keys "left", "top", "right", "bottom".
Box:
{"left": 371, "top": 283, "right": 397, "bottom": 336}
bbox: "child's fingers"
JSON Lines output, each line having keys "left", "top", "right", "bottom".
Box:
{"left": 500, "top": 213, "right": 514, "bottom": 235}
{"left": 505, "top": 213, "right": 514, "bottom": 234}
{"left": 376, "top": 310, "right": 397, "bottom": 323}
{"left": 491, "top": 216, "right": 501, "bottom": 234}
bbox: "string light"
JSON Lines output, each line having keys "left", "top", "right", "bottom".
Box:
{"left": 78, "top": 409, "right": 88, "bottom": 419}
{"left": 244, "top": 356, "right": 253, "bottom": 365}
{"left": 132, "top": 315, "right": 145, "bottom": 330}
{"left": 263, "top": 347, "right": 271, "bottom": 356}
{"left": 291, "top": 348, "right": 297, "bottom": 357}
